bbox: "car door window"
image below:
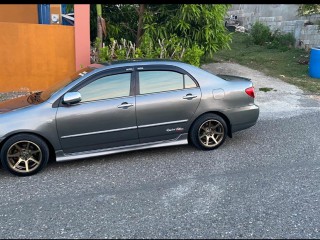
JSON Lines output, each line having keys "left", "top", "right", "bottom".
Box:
{"left": 139, "top": 71, "right": 184, "bottom": 94}
{"left": 184, "top": 74, "right": 197, "bottom": 88}
{"left": 78, "top": 73, "right": 131, "bottom": 102}
{"left": 139, "top": 71, "right": 198, "bottom": 94}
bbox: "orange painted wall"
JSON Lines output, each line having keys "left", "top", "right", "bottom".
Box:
{"left": 0, "top": 22, "right": 76, "bottom": 92}
{"left": 0, "top": 4, "right": 38, "bottom": 24}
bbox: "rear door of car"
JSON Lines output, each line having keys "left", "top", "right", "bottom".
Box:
{"left": 135, "top": 65, "right": 201, "bottom": 143}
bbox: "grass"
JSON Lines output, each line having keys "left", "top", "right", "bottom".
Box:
{"left": 204, "top": 32, "right": 320, "bottom": 94}
{"left": 259, "top": 87, "right": 274, "bottom": 92}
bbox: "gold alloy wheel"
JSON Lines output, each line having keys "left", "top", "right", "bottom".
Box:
{"left": 198, "top": 120, "right": 224, "bottom": 147}
{"left": 7, "top": 141, "right": 42, "bottom": 173}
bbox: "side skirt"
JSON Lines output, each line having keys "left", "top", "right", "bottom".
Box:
{"left": 56, "top": 133, "right": 188, "bottom": 162}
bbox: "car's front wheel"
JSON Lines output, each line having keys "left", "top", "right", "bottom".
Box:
{"left": 1, "top": 134, "right": 49, "bottom": 176}
{"left": 189, "top": 113, "right": 228, "bottom": 150}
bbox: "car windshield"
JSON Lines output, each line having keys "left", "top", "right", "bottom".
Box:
{"left": 40, "top": 67, "right": 96, "bottom": 101}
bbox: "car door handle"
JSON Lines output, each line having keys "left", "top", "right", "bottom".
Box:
{"left": 117, "top": 102, "right": 134, "bottom": 108}
{"left": 183, "top": 94, "right": 197, "bottom": 100}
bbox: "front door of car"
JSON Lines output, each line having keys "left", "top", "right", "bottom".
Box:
{"left": 56, "top": 68, "right": 139, "bottom": 154}
{"left": 135, "top": 66, "right": 201, "bottom": 143}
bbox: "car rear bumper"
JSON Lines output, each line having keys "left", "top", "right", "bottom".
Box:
{"left": 224, "top": 104, "right": 259, "bottom": 133}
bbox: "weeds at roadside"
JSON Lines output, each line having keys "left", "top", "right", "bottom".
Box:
{"left": 259, "top": 87, "right": 274, "bottom": 92}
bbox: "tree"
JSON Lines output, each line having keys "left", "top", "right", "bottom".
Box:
{"left": 96, "top": 4, "right": 106, "bottom": 48}
{"left": 96, "top": 4, "right": 103, "bottom": 47}
{"left": 96, "top": 4, "right": 232, "bottom": 56}
{"left": 297, "top": 4, "right": 320, "bottom": 16}
{"left": 101, "top": 4, "right": 139, "bottom": 44}
{"left": 136, "top": 4, "right": 145, "bottom": 47}
{"left": 143, "top": 4, "right": 232, "bottom": 56}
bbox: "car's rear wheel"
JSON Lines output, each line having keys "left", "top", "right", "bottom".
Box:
{"left": 1, "top": 134, "right": 49, "bottom": 176}
{"left": 189, "top": 113, "right": 227, "bottom": 150}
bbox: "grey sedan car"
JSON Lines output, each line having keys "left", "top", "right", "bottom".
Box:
{"left": 0, "top": 60, "right": 259, "bottom": 176}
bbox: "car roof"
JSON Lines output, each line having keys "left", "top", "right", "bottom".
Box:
{"left": 88, "top": 59, "right": 189, "bottom": 70}
{"left": 87, "top": 59, "right": 205, "bottom": 80}
{"left": 101, "top": 59, "right": 184, "bottom": 66}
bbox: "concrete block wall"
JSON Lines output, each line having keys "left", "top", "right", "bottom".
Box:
{"left": 227, "top": 4, "right": 320, "bottom": 50}
{"left": 257, "top": 17, "right": 320, "bottom": 50}
{"left": 298, "top": 25, "right": 320, "bottom": 50}
{"left": 258, "top": 16, "right": 284, "bottom": 32}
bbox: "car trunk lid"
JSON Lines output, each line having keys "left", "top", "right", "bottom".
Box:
{"left": 217, "top": 74, "right": 252, "bottom": 83}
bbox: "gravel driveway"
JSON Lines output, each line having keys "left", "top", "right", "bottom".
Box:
{"left": 201, "top": 63, "right": 320, "bottom": 120}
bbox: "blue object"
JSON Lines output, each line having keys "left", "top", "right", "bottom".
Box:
{"left": 61, "top": 4, "right": 70, "bottom": 26}
{"left": 38, "top": 4, "right": 50, "bottom": 24}
{"left": 61, "top": 4, "right": 74, "bottom": 26}
{"left": 309, "top": 46, "right": 320, "bottom": 79}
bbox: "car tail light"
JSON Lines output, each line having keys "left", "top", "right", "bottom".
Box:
{"left": 245, "top": 87, "right": 255, "bottom": 98}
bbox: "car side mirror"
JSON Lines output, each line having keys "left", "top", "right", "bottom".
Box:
{"left": 63, "top": 92, "right": 82, "bottom": 105}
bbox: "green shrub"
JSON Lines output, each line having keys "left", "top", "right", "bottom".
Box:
{"left": 140, "top": 33, "right": 157, "bottom": 59}
{"left": 250, "top": 22, "right": 272, "bottom": 45}
{"left": 246, "top": 22, "right": 296, "bottom": 51}
{"left": 99, "top": 47, "right": 109, "bottom": 62}
{"left": 268, "top": 30, "right": 295, "bottom": 51}
{"left": 182, "top": 44, "right": 205, "bottom": 67}
{"left": 115, "top": 48, "right": 126, "bottom": 60}
{"left": 134, "top": 48, "right": 143, "bottom": 59}
{"left": 244, "top": 33, "right": 255, "bottom": 47}
{"left": 94, "top": 36, "right": 204, "bottom": 67}
{"left": 94, "top": 37, "right": 102, "bottom": 50}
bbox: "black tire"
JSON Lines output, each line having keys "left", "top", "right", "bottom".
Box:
{"left": 189, "top": 113, "right": 228, "bottom": 151}
{"left": 1, "top": 134, "right": 50, "bottom": 176}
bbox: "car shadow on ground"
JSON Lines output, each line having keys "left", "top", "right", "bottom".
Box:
{"left": 0, "top": 126, "right": 257, "bottom": 179}
{"left": 0, "top": 144, "right": 195, "bottom": 178}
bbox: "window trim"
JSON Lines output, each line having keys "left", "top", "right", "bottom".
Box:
{"left": 184, "top": 74, "right": 198, "bottom": 89}
{"left": 135, "top": 65, "right": 199, "bottom": 96}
